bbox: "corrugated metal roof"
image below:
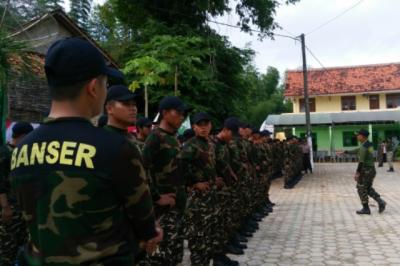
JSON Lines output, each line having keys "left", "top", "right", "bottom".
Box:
{"left": 265, "top": 110, "right": 400, "bottom": 126}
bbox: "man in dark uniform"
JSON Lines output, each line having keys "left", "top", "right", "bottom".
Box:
{"left": 10, "top": 37, "right": 162, "bottom": 265}
{"left": 0, "top": 122, "right": 33, "bottom": 266}
{"left": 104, "top": 84, "right": 139, "bottom": 143}
{"left": 141, "top": 96, "right": 189, "bottom": 265}
{"left": 346, "top": 129, "right": 386, "bottom": 215}
{"left": 135, "top": 118, "right": 153, "bottom": 152}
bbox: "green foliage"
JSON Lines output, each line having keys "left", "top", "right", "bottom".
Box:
{"left": 124, "top": 56, "right": 169, "bottom": 88}
{"left": 0, "top": 30, "right": 25, "bottom": 87}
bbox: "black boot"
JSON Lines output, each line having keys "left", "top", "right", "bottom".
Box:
{"left": 234, "top": 233, "right": 248, "bottom": 243}
{"left": 377, "top": 199, "right": 386, "bottom": 213}
{"left": 356, "top": 204, "right": 371, "bottom": 215}
{"left": 387, "top": 167, "right": 394, "bottom": 172}
{"left": 213, "top": 254, "right": 239, "bottom": 266}
{"left": 224, "top": 244, "right": 244, "bottom": 255}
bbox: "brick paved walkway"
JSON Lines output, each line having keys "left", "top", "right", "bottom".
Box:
{"left": 183, "top": 163, "right": 400, "bottom": 265}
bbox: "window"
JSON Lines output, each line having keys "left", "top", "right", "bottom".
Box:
{"left": 386, "top": 94, "right": 400, "bottom": 108}
{"left": 341, "top": 96, "right": 356, "bottom": 111}
{"left": 299, "top": 98, "right": 315, "bottom": 112}
{"left": 369, "top": 95, "right": 380, "bottom": 110}
{"left": 343, "top": 132, "right": 358, "bottom": 147}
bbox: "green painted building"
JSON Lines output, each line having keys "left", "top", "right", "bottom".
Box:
{"left": 264, "top": 63, "right": 400, "bottom": 155}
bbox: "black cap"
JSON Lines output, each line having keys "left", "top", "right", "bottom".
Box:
{"left": 252, "top": 128, "right": 260, "bottom": 134}
{"left": 136, "top": 117, "right": 152, "bottom": 128}
{"left": 159, "top": 96, "right": 190, "bottom": 112}
{"left": 45, "top": 37, "right": 123, "bottom": 87}
{"left": 12, "top": 122, "right": 34, "bottom": 138}
{"left": 192, "top": 112, "right": 211, "bottom": 124}
{"left": 106, "top": 85, "right": 139, "bottom": 103}
{"left": 260, "top": 130, "right": 271, "bottom": 137}
{"left": 356, "top": 129, "right": 369, "bottom": 137}
{"left": 223, "top": 117, "right": 240, "bottom": 133}
{"left": 239, "top": 122, "right": 252, "bottom": 129}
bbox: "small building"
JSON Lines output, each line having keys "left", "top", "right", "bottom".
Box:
{"left": 5, "top": 9, "right": 119, "bottom": 123}
{"left": 264, "top": 63, "right": 400, "bottom": 154}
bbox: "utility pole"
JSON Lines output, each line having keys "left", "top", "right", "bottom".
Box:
{"left": 300, "top": 33, "right": 314, "bottom": 169}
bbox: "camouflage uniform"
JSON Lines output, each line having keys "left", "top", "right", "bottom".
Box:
{"left": 261, "top": 141, "right": 273, "bottom": 203}
{"left": 212, "top": 137, "right": 238, "bottom": 254}
{"left": 227, "top": 136, "right": 250, "bottom": 230}
{"left": 141, "top": 127, "right": 186, "bottom": 266}
{"left": 356, "top": 141, "right": 382, "bottom": 204}
{"left": 135, "top": 138, "right": 146, "bottom": 153}
{"left": 0, "top": 144, "right": 27, "bottom": 266}
{"left": 181, "top": 136, "right": 218, "bottom": 265}
{"left": 10, "top": 117, "right": 157, "bottom": 265}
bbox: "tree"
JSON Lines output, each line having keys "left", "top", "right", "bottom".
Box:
{"left": 138, "top": 35, "right": 208, "bottom": 95}
{"left": 37, "top": 0, "right": 64, "bottom": 12}
{"left": 110, "top": 0, "right": 299, "bottom": 39}
{"left": 69, "top": 0, "right": 93, "bottom": 30}
{"left": 123, "top": 56, "right": 169, "bottom": 117}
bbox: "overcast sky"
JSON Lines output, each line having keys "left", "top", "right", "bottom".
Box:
{"left": 65, "top": 0, "right": 399, "bottom": 76}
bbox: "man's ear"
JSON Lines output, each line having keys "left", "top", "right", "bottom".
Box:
{"left": 85, "top": 78, "right": 98, "bottom": 98}
{"left": 105, "top": 101, "right": 114, "bottom": 115}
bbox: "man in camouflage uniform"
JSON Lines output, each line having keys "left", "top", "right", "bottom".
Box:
{"left": 260, "top": 130, "right": 275, "bottom": 208}
{"left": 10, "top": 38, "right": 161, "bottom": 265}
{"left": 227, "top": 120, "right": 256, "bottom": 249}
{"left": 0, "top": 122, "right": 33, "bottom": 266}
{"left": 135, "top": 118, "right": 153, "bottom": 152}
{"left": 141, "top": 96, "right": 189, "bottom": 265}
{"left": 345, "top": 129, "right": 387, "bottom": 215}
{"left": 104, "top": 84, "right": 139, "bottom": 144}
{"left": 181, "top": 112, "right": 219, "bottom": 266}
{"left": 211, "top": 118, "right": 242, "bottom": 266}
{"left": 283, "top": 137, "right": 295, "bottom": 189}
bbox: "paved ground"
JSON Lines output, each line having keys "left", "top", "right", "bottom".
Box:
{"left": 183, "top": 163, "right": 400, "bottom": 265}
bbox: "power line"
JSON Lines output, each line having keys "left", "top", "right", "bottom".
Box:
{"left": 306, "top": 0, "right": 365, "bottom": 36}
{"left": 305, "top": 45, "right": 327, "bottom": 70}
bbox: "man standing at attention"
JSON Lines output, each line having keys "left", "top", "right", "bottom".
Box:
{"left": 141, "top": 96, "right": 190, "bottom": 265}
{"left": 10, "top": 37, "right": 161, "bottom": 265}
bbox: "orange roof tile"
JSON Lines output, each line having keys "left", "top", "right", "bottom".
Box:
{"left": 284, "top": 63, "right": 400, "bottom": 97}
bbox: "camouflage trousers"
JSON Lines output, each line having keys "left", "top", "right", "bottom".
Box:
{"left": 229, "top": 184, "right": 244, "bottom": 232}
{"left": 213, "top": 187, "right": 235, "bottom": 254}
{"left": 139, "top": 209, "right": 184, "bottom": 266}
{"left": 357, "top": 168, "right": 381, "bottom": 205}
{"left": 0, "top": 204, "right": 27, "bottom": 266}
{"left": 185, "top": 190, "right": 218, "bottom": 266}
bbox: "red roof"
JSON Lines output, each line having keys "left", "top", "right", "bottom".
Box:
{"left": 284, "top": 63, "right": 400, "bottom": 97}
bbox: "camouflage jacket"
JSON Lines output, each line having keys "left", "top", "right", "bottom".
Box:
{"left": 10, "top": 117, "right": 156, "bottom": 265}
{"left": 212, "top": 137, "right": 236, "bottom": 185}
{"left": 181, "top": 136, "right": 217, "bottom": 186}
{"left": 228, "top": 136, "right": 249, "bottom": 181}
{"left": 0, "top": 143, "right": 14, "bottom": 199}
{"left": 142, "top": 127, "right": 186, "bottom": 212}
{"left": 135, "top": 137, "right": 146, "bottom": 153}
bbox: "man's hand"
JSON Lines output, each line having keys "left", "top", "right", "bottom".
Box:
{"left": 145, "top": 223, "right": 163, "bottom": 255}
{"left": 1, "top": 205, "right": 12, "bottom": 223}
{"left": 156, "top": 193, "right": 176, "bottom": 208}
{"left": 215, "top": 177, "right": 225, "bottom": 189}
{"left": 354, "top": 172, "right": 360, "bottom": 182}
{"left": 193, "top": 182, "right": 210, "bottom": 192}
